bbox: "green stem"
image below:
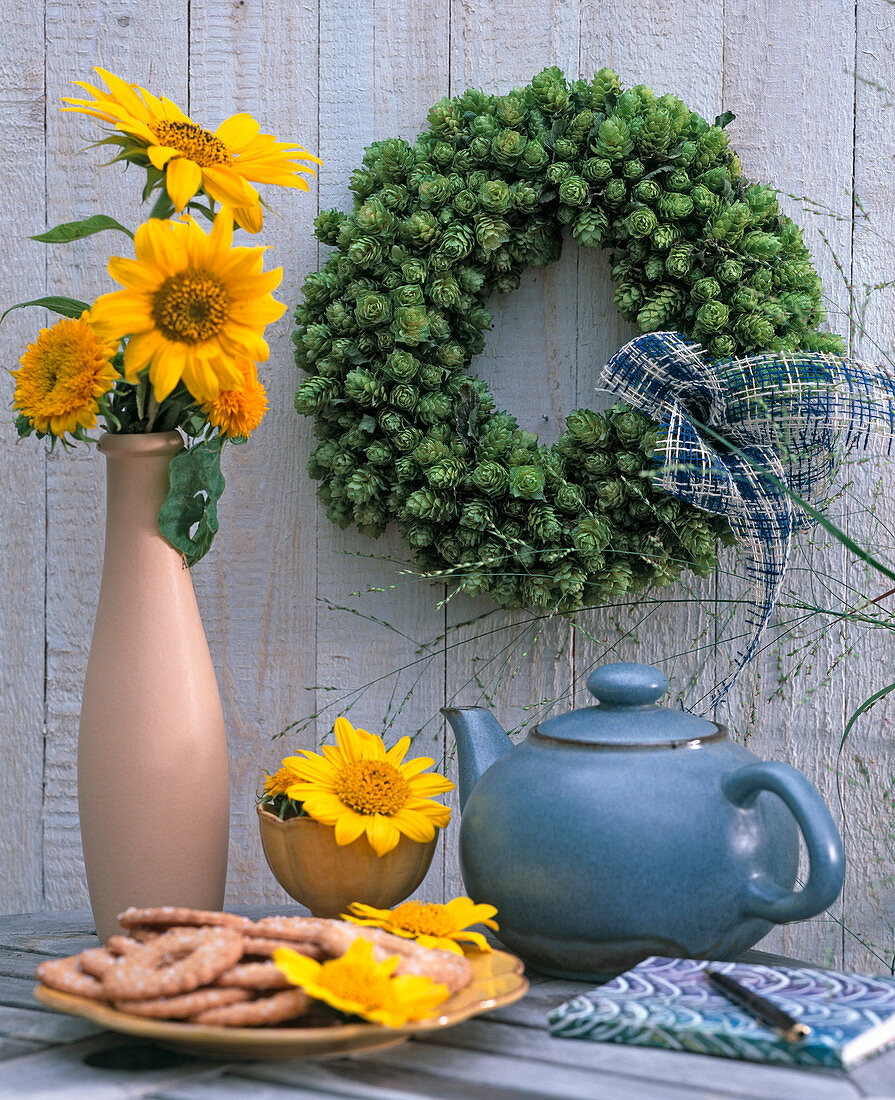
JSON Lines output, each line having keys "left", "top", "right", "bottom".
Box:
{"left": 135, "top": 376, "right": 147, "bottom": 424}
{"left": 144, "top": 393, "right": 160, "bottom": 433}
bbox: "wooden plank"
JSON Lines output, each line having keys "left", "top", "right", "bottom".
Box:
{"left": 0, "top": 1038, "right": 46, "bottom": 1063}
{"left": 0, "top": 1004, "right": 100, "bottom": 1044}
{"left": 0, "top": 974, "right": 56, "bottom": 1012}
{"left": 420, "top": 1017, "right": 859, "bottom": 1100}
{"left": 441, "top": 0, "right": 581, "bottom": 901}
{"left": 314, "top": 0, "right": 451, "bottom": 904}
{"left": 156, "top": 1081, "right": 333, "bottom": 1100}
{"left": 42, "top": 0, "right": 189, "bottom": 910}
{"left": 187, "top": 0, "right": 320, "bottom": 909}
{"left": 0, "top": 0, "right": 47, "bottom": 917}
{"left": 0, "top": 911, "right": 95, "bottom": 941}
{"left": 575, "top": 1, "right": 727, "bottom": 716}
{"left": 840, "top": 0, "right": 895, "bottom": 978}
{"left": 719, "top": 0, "right": 857, "bottom": 970}
{"left": 247, "top": 1037, "right": 860, "bottom": 1100}
{"left": 0, "top": 1034, "right": 220, "bottom": 1099}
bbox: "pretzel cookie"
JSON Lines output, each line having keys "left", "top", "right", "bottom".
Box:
{"left": 216, "top": 962, "right": 292, "bottom": 991}
{"left": 114, "top": 987, "right": 251, "bottom": 1018}
{"left": 103, "top": 926, "right": 245, "bottom": 1000}
{"left": 117, "top": 906, "right": 252, "bottom": 932}
{"left": 36, "top": 956, "right": 109, "bottom": 1001}
{"left": 318, "top": 921, "right": 474, "bottom": 993}
{"left": 192, "top": 987, "right": 311, "bottom": 1027}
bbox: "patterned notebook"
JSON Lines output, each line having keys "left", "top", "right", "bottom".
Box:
{"left": 548, "top": 955, "right": 895, "bottom": 1068}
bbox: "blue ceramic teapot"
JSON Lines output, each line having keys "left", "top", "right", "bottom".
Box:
{"left": 443, "top": 661, "right": 844, "bottom": 979}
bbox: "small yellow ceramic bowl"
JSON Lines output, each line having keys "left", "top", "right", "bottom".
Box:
{"left": 257, "top": 804, "right": 438, "bottom": 917}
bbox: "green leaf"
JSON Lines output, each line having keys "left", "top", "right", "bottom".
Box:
{"left": 30, "top": 215, "right": 134, "bottom": 243}
{"left": 157, "top": 436, "right": 226, "bottom": 567}
{"left": 714, "top": 110, "right": 736, "bottom": 130}
{"left": 841, "top": 682, "right": 895, "bottom": 751}
{"left": 0, "top": 296, "right": 90, "bottom": 324}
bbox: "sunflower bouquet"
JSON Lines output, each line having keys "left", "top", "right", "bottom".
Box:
{"left": 260, "top": 716, "right": 454, "bottom": 857}
{"left": 6, "top": 68, "right": 319, "bottom": 563}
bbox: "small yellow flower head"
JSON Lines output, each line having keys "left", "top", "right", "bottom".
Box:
{"left": 343, "top": 897, "right": 499, "bottom": 955}
{"left": 263, "top": 762, "right": 303, "bottom": 799}
{"left": 201, "top": 359, "right": 268, "bottom": 438}
{"left": 273, "top": 937, "right": 449, "bottom": 1027}
{"left": 89, "top": 213, "right": 284, "bottom": 404}
{"left": 63, "top": 68, "right": 321, "bottom": 233}
{"left": 282, "top": 716, "right": 454, "bottom": 857}
{"left": 12, "top": 312, "right": 119, "bottom": 439}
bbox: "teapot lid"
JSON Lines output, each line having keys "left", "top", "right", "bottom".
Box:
{"left": 534, "top": 662, "right": 721, "bottom": 746}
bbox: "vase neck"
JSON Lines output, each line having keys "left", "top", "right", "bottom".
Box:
{"left": 98, "top": 432, "right": 184, "bottom": 560}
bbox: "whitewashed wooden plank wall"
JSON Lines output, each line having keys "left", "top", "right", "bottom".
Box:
{"left": 1, "top": 0, "right": 892, "bottom": 974}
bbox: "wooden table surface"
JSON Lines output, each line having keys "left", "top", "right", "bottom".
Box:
{"left": 1, "top": 908, "right": 893, "bottom": 1100}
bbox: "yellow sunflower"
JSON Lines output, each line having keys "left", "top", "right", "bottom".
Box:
{"left": 62, "top": 68, "right": 320, "bottom": 233}
{"left": 12, "top": 312, "right": 119, "bottom": 438}
{"left": 201, "top": 358, "right": 268, "bottom": 438}
{"left": 282, "top": 716, "right": 454, "bottom": 857}
{"left": 343, "top": 898, "right": 499, "bottom": 955}
{"left": 273, "top": 938, "right": 449, "bottom": 1028}
{"left": 89, "top": 213, "right": 284, "bottom": 404}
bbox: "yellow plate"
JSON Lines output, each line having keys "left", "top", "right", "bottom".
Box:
{"left": 33, "top": 948, "right": 528, "bottom": 1060}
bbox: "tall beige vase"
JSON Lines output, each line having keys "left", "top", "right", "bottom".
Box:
{"left": 78, "top": 431, "right": 229, "bottom": 942}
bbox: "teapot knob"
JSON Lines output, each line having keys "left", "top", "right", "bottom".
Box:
{"left": 586, "top": 662, "right": 668, "bottom": 707}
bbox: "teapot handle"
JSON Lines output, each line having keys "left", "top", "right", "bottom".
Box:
{"left": 722, "top": 761, "right": 844, "bottom": 922}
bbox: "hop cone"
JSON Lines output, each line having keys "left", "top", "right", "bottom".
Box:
{"left": 657, "top": 192, "right": 694, "bottom": 221}
{"left": 594, "top": 115, "right": 634, "bottom": 160}
{"left": 572, "top": 208, "right": 608, "bottom": 248}
{"left": 637, "top": 107, "right": 672, "bottom": 156}
{"left": 637, "top": 285, "right": 683, "bottom": 331}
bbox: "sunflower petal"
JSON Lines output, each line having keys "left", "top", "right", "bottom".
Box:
{"left": 215, "top": 112, "right": 261, "bottom": 151}
{"left": 147, "top": 144, "right": 180, "bottom": 170}
{"left": 366, "top": 814, "right": 400, "bottom": 857}
{"left": 333, "top": 811, "right": 367, "bottom": 847}
{"left": 166, "top": 156, "right": 203, "bottom": 210}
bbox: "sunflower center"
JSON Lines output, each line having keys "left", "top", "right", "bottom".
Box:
{"left": 152, "top": 270, "right": 231, "bottom": 343}
{"left": 150, "top": 120, "right": 231, "bottom": 166}
{"left": 318, "top": 955, "right": 391, "bottom": 1009}
{"left": 335, "top": 760, "right": 410, "bottom": 816}
{"left": 389, "top": 902, "right": 456, "bottom": 938}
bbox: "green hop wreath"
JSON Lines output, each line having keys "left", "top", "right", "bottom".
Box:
{"left": 294, "top": 66, "right": 843, "bottom": 612}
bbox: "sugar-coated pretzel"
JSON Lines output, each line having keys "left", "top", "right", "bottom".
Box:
{"left": 239, "top": 936, "right": 326, "bottom": 960}
{"left": 215, "top": 962, "right": 292, "bottom": 991}
{"left": 106, "top": 935, "right": 142, "bottom": 955}
{"left": 244, "top": 916, "right": 334, "bottom": 945}
{"left": 191, "top": 987, "right": 311, "bottom": 1027}
{"left": 78, "top": 947, "right": 118, "bottom": 980}
{"left": 36, "top": 956, "right": 109, "bottom": 1001}
{"left": 103, "top": 926, "right": 245, "bottom": 1000}
{"left": 114, "top": 987, "right": 251, "bottom": 1018}
{"left": 117, "top": 906, "right": 252, "bottom": 932}
{"left": 316, "top": 921, "right": 473, "bottom": 993}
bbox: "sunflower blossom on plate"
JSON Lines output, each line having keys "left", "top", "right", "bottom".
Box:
{"left": 62, "top": 67, "right": 320, "bottom": 232}
{"left": 343, "top": 898, "right": 499, "bottom": 955}
{"left": 89, "top": 212, "right": 285, "bottom": 404}
{"left": 12, "top": 312, "right": 119, "bottom": 440}
{"left": 281, "top": 716, "right": 454, "bottom": 857}
{"left": 201, "top": 359, "right": 268, "bottom": 438}
{"left": 273, "top": 937, "right": 449, "bottom": 1027}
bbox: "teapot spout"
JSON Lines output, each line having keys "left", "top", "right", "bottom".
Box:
{"left": 441, "top": 707, "right": 512, "bottom": 811}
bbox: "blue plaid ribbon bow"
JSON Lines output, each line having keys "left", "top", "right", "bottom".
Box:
{"left": 599, "top": 331, "right": 895, "bottom": 707}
